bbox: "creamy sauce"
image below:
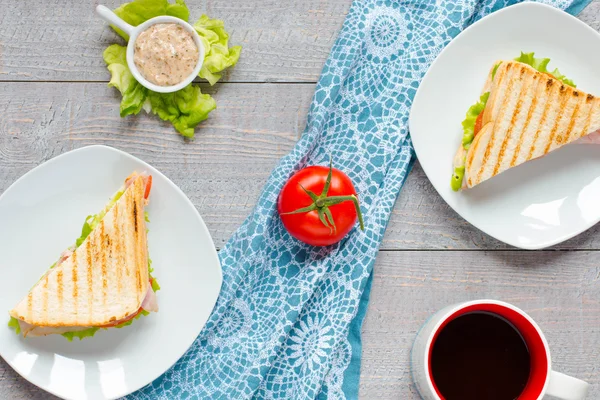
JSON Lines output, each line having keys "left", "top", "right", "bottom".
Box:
{"left": 134, "top": 23, "right": 199, "bottom": 87}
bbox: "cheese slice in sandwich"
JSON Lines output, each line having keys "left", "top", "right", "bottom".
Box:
{"left": 8, "top": 172, "right": 159, "bottom": 339}
{"left": 452, "top": 55, "right": 600, "bottom": 190}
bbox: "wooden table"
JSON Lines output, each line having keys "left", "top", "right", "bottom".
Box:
{"left": 1, "top": 1, "right": 600, "bottom": 398}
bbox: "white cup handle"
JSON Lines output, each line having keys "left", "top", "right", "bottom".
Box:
{"left": 95, "top": 5, "right": 134, "bottom": 37}
{"left": 546, "top": 370, "right": 589, "bottom": 400}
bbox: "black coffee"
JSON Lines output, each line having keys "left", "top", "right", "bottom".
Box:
{"left": 430, "top": 312, "right": 531, "bottom": 400}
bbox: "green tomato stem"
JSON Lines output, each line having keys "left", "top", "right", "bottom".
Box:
{"left": 283, "top": 161, "right": 365, "bottom": 234}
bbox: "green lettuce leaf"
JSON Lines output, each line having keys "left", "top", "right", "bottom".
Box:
{"left": 61, "top": 310, "right": 151, "bottom": 340}
{"left": 103, "top": 45, "right": 148, "bottom": 117}
{"left": 514, "top": 52, "right": 576, "bottom": 87}
{"left": 451, "top": 166, "right": 465, "bottom": 192}
{"left": 491, "top": 62, "right": 501, "bottom": 81}
{"left": 103, "top": 0, "right": 240, "bottom": 137}
{"left": 8, "top": 317, "right": 21, "bottom": 335}
{"left": 76, "top": 216, "right": 94, "bottom": 247}
{"left": 194, "top": 15, "right": 242, "bottom": 85}
{"left": 62, "top": 328, "right": 101, "bottom": 341}
{"left": 151, "top": 276, "right": 161, "bottom": 292}
{"left": 147, "top": 85, "right": 216, "bottom": 138}
{"left": 461, "top": 92, "right": 489, "bottom": 149}
{"left": 113, "top": 0, "right": 189, "bottom": 41}
{"left": 148, "top": 257, "right": 160, "bottom": 291}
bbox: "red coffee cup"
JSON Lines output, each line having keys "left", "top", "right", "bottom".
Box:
{"left": 411, "top": 300, "right": 589, "bottom": 400}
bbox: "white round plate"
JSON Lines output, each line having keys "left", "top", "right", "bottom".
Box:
{"left": 410, "top": 2, "right": 600, "bottom": 249}
{"left": 0, "top": 145, "right": 222, "bottom": 399}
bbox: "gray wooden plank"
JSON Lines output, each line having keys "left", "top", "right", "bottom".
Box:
{"left": 579, "top": 1, "right": 600, "bottom": 30}
{"left": 359, "top": 250, "right": 600, "bottom": 399}
{"left": 1, "top": 250, "right": 599, "bottom": 399}
{"left": 0, "top": 370, "right": 49, "bottom": 400}
{"left": 1, "top": 0, "right": 599, "bottom": 84}
{"left": 0, "top": 0, "right": 349, "bottom": 83}
{"left": 2, "top": 82, "right": 600, "bottom": 250}
{"left": 1, "top": 1, "right": 599, "bottom": 399}
{"left": 0, "top": 81, "right": 307, "bottom": 249}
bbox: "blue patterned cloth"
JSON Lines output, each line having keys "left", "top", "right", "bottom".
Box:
{"left": 130, "top": 0, "right": 590, "bottom": 398}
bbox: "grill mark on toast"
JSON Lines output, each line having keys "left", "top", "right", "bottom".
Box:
{"left": 27, "top": 292, "right": 33, "bottom": 322}
{"left": 57, "top": 270, "right": 64, "bottom": 309}
{"left": 136, "top": 267, "right": 142, "bottom": 300}
{"left": 133, "top": 201, "right": 138, "bottom": 234}
{"left": 134, "top": 195, "right": 142, "bottom": 297}
{"left": 544, "top": 85, "right": 572, "bottom": 154}
{"left": 43, "top": 276, "right": 49, "bottom": 322}
{"left": 579, "top": 99, "right": 596, "bottom": 140}
{"left": 527, "top": 80, "right": 555, "bottom": 160}
{"left": 121, "top": 205, "right": 130, "bottom": 278}
{"left": 562, "top": 95, "right": 583, "bottom": 144}
{"left": 510, "top": 75, "right": 540, "bottom": 167}
{"left": 466, "top": 139, "right": 475, "bottom": 187}
{"left": 466, "top": 126, "right": 485, "bottom": 187}
{"left": 101, "top": 223, "right": 107, "bottom": 305}
{"left": 107, "top": 231, "right": 113, "bottom": 298}
{"left": 494, "top": 66, "right": 528, "bottom": 176}
{"left": 477, "top": 64, "right": 516, "bottom": 184}
{"left": 86, "top": 239, "right": 93, "bottom": 319}
{"left": 114, "top": 209, "right": 123, "bottom": 293}
{"left": 72, "top": 251, "right": 78, "bottom": 319}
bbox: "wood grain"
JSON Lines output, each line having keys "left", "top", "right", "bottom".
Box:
{"left": 0, "top": 81, "right": 309, "bottom": 249}
{"left": 2, "top": 82, "right": 600, "bottom": 250}
{"left": 0, "top": 0, "right": 349, "bottom": 83}
{"left": 0, "top": 370, "right": 49, "bottom": 400}
{"left": 1, "top": 0, "right": 598, "bottom": 84}
{"left": 1, "top": 1, "right": 600, "bottom": 399}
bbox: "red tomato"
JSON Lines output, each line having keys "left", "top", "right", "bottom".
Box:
{"left": 474, "top": 112, "right": 484, "bottom": 137}
{"left": 277, "top": 164, "right": 364, "bottom": 246}
{"left": 144, "top": 175, "right": 153, "bottom": 200}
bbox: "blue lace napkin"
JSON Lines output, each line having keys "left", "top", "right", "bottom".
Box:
{"left": 130, "top": 0, "right": 590, "bottom": 398}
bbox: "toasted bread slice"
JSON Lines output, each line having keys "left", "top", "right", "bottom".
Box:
{"left": 465, "top": 60, "right": 600, "bottom": 188}
{"left": 10, "top": 176, "right": 149, "bottom": 328}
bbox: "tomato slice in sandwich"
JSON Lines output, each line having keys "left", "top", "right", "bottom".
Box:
{"left": 473, "top": 111, "right": 484, "bottom": 137}
{"left": 100, "top": 308, "right": 143, "bottom": 328}
{"left": 144, "top": 175, "right": 152, "bottom": 200}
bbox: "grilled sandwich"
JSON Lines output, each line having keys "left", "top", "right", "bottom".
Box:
{"left": 451, "top": 53, "right": 600, "bottom": 191}
{"left": 8, "top": 172, "right": 159, "bottom": 339}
